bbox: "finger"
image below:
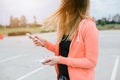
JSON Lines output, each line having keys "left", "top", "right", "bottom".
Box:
{"left": 42, "top": 58, "right": 52, "bottom": 65}
{"left": 33, "top": 37, "right": 44, "bottom": 46}
{"left": 35, "top": 42, "right": 43, "bottom": 46}
{"left": 34, "top": 40, "right": 44, "bottom": 46}
{"left": 48, "top": 62, "right": 56, "bottom": 66}
{"left": 33, "top": 38, "right": 38, "bottom": 41}
{"left": 42, "top": 59, "right": 56, "bottom": 66}
{"left": 33, "top": 39, "right": 39, "bottom": 43}
{"left": 34, "top": 36, "right": 44, "bottom": 42}
{"left": 42, "top": 61, "right": 52, "bottom": 65}
{"left": 34, "top": 36, "right": 40, "bottom": 40}
{"left": 29, "top": 36, "right": 32, "bottom": 39}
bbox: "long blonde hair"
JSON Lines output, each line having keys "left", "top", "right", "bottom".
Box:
{"left": 43, "top": 0, "right": 90, "bottom": 43}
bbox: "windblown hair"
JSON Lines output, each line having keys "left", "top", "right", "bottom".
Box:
{"left": 43, "top": 0, "right": 90, "bottom": 43}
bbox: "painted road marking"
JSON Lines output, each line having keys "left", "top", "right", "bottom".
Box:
{"left": 16, "top": 66, "right": 48, "bottom": 80}
{"left": 111, "top": 56, "right": 120, "bottom": 80}
{"left": 0, "top": 54, "right": 28, "bottom": 63}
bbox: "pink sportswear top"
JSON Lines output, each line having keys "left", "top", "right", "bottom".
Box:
{"left": 45, "top": 18, "right": 99, "bottom": 80}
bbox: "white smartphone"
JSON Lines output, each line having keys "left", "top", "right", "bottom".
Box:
{"left": 26, "top": 33, "right": 35, "bottom": 39}
{"left": 36, "top": 58, "right": 51, "bottom": 63}
{"left": 36, "top": 59, "right": 46, "bottom": 63}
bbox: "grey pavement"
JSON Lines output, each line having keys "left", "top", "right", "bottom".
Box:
{"left": 0, "top": 30, "right": 120, "bottom": 80}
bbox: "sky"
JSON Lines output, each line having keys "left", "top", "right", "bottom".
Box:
{"left": 0, "top": 0, "right": 120, "bottom": 25}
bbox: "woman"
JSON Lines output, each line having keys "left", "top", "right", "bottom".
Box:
{"left": 31, "top": 0, "right": 99, "bottom": 80}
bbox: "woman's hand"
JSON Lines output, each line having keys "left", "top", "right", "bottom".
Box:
{"left": 32, "top": 35, "right": 46, "bottom": 47}
{"left": 42, "top": 56, "right": 60, "bottom": 66}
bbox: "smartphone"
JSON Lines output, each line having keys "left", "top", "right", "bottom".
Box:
{"left": 26, "top": 33, "right": 35, "bottom": 39}
{"left": 36, "top": 59, "right": 46, "bottom": 63}
{"left": 36, "top": 59, "right": 51, "bottom": 64}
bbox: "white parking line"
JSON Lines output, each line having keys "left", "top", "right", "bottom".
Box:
{"left": 16, "top": 66, "right": 48, "bottom": 80}
{"left": 0, "top": 54, "right": 27, "bottom": 63}
{"left": 111, "top": 56, "right": 120, "bottom": 80}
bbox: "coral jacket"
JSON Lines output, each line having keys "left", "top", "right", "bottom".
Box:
{"left": 44, "top": 18, "right": 99, "bottom": 80}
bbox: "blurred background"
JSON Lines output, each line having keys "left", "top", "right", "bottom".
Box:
{"left": 0, "top": 0, "right": 120, "bottom": 80}
{"left": 0, "top": 0, "right": 120, "bottom": 36}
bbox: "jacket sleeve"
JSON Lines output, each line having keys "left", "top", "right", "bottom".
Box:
{"left": 58, "top": 20, "right": 99, "bottom": 68}
{"left": 44, "top": 40, "right": 59, "bottom": 54}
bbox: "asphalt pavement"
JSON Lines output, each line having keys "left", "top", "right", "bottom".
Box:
{"left": 0, "top": 30, "right": 120, "bottom": 80}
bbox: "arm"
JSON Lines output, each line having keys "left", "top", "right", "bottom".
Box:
{"left": 31, "top": 35, "right": 58, "bottom": 54}
{"left": 44, "top": 40, "right": 59, "bottom": 54}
